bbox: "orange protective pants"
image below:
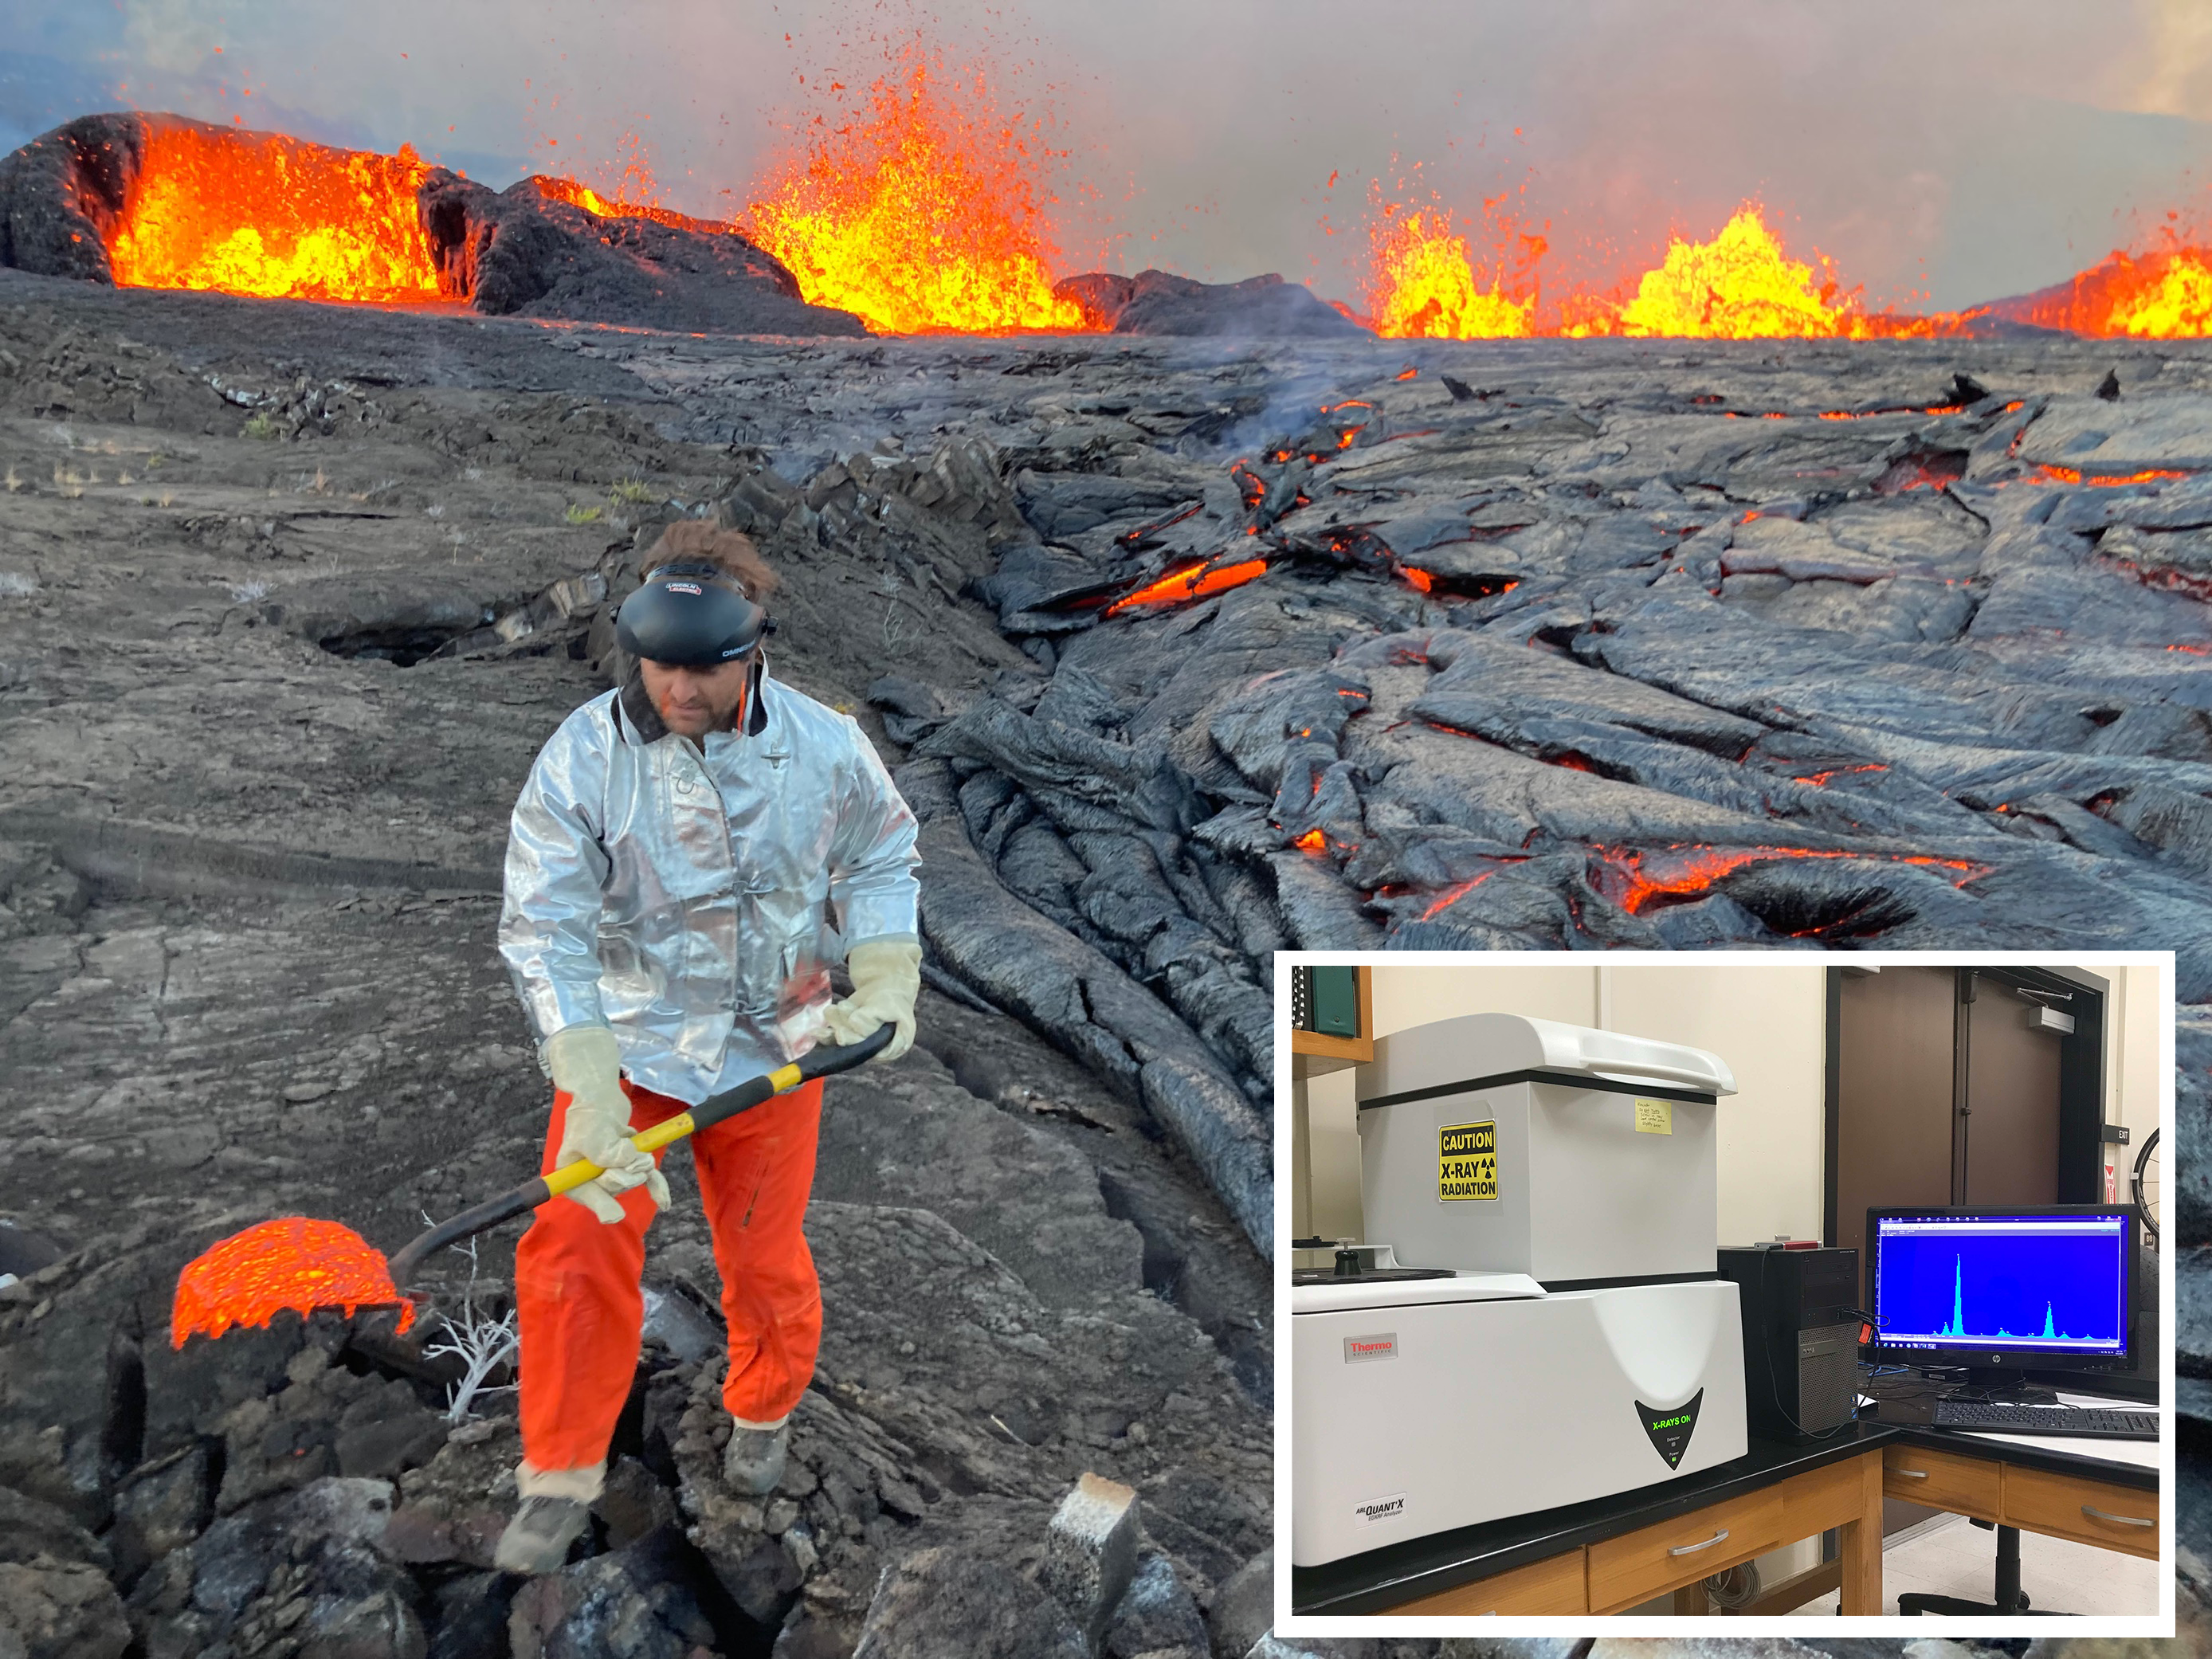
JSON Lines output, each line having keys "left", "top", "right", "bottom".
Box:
{"left": 513, "top": 1073, "right": 825, "bottom": 1476}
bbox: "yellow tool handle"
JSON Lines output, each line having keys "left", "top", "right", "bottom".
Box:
{"left": 541, "top": 1060, "right": 805, "bottom": 1196}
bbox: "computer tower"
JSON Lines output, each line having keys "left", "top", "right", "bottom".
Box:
{"left": 1716, "top": 1245, "right": 1860, "bottom": 1440}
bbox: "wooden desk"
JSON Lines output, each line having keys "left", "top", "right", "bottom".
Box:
{"left": 1292, "top": 1426, "right": 1896, "bottom": 1618}
{"left": 1881, "top": 1423, "right": 2160, "bottom": 1561}
{"left": 1292, "top": 1418, "right": 2162, "bottom": 1618}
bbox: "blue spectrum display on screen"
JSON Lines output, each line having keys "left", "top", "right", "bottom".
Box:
{"left": 1872, "top": 1214, "right": 2128, "bottom": 1353}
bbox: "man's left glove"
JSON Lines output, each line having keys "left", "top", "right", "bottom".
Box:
{"left": 821, "top": 939, "right": 920, "bottom": 1065}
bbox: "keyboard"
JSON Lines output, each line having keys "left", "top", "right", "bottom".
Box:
{"left": 1932, "top": 1400, "right": 2160, "bottom": 1441}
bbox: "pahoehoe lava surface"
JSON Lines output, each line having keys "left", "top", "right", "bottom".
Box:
{"left": 0, "top": 265, "right": 2206, "bottom": 1653}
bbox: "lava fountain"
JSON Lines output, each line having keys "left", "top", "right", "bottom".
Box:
{"left": 108, "top": 121, "right": 449, "bottom": 304}
{"left": 1994, "top": 240, "right": 2212, "bottom": 339}
{"left": 1366, "top": 197, "right": 1534, "bottom": 339}
{"left": 745, "top": 45, "right": 1092, "bottom": 333}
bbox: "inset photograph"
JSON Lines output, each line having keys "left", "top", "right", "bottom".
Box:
{"left": 1282, "top": 954, "right": 2171, "bottom": 1632}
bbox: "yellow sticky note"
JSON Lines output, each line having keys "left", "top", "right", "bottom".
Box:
{"left": 1634, "top": 1098, "right": 1673, "bottom": 1135}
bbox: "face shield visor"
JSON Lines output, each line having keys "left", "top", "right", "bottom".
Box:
{"left": 614, "top": 563, "right": 771, "bottom": 667}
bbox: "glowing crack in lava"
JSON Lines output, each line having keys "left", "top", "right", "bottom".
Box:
{"left": 171, "top": 1216, "right": 412, "bottom": 1347}
{"left": 108, "top": 124, "right": 446, "bottom": 304}
{"left": 745, "top": 49, "right": 1091, "bottom": 333}
{"left": 1593, "top": 845, "right": 1985, "bottom": 915}
{"left": 1367, "top": 206, "right": 1532, "bottom": 339}
{"left": 1104, "top": 558, "right": 1270, "bottom": 616}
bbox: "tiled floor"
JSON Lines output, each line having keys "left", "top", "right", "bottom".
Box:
{"left": 1788, "top": 1513, "right": 2161, "bottom": 1617}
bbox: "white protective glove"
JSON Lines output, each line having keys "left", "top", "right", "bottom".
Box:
{"left": 544, "top": 1024, "right": 670, "bottom": 1224}
{"left": 820, "top": 939, "right": 921, "bottom": 1065}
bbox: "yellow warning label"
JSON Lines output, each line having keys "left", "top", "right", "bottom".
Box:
{"left": 1634, "top": 1098, "right": 1673, "bottom": 1135}
{"left": 1438, "top": 1120, "right": 1498, "bottom": 1202}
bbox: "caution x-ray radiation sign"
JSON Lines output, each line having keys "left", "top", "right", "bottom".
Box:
{"left": 1437, "top": 1120, "right": 1498, "bottom": 1201}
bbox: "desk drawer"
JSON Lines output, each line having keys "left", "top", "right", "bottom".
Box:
{"left": 1390, "top": 1547, "right": 1587, "bottom": 1615}
{"left": 2001, "top": 1465, "right": 2159, "bottom": 1560}
{"left": 1884, "top": 1444, "right": 2000, "bottom": 1520}
{"left": 1587, "top": 1488, "right": 1786, "bottom": 1614}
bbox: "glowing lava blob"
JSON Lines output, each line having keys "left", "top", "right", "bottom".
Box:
{"left": 1367, "top": 207, "right": 1532, "bottom": 339}
{"left": 171, "top": 1216, "right": 413, "bottom": 1347}
{"left": 108, "top": 124, "right": 447, "bottom": 304}
{"left": 745, "top": 48, "right": 1092, "bottom": 333}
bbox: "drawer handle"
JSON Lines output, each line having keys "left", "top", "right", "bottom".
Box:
{"left": 2081, "top": 1505, "right": 2154, "bottom": 1528}
{"left": 1893, "top": 1469, "right": 1930, "bottom": 1481}
{"left": 1669, "top": 1528, "right": 1730, "bottom": 1557}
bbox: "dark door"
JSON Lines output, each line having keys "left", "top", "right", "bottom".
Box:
{"left": 1831, "top": 966, "right": 1958, "bottom": 1307}
{"left": 1963, "top": 975, "right": 2064, "bottom": 1205}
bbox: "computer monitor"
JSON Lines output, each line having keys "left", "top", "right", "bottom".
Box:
{"left": 1863, "top": 1206, "right": 2136, "bottom": 1382}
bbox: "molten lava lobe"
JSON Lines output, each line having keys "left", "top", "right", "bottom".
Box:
{"left": 108, "top": 121, "right": 449, "bottom": 304}
{"left": 1104, "top": 557, "right": 1271, "bottom": 616}
{"left": 1589, "top": 844, "right": 1984, "bottom": 916}
{"left": 746, "top": 49, "right": 1092, "bottom": 334}
{"left": 171, "top": 1217, "right": 412, "bottom": 1347}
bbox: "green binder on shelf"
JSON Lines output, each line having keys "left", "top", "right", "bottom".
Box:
{"left": 1309, "top": 967, "right": 1359, "bottom": 1037}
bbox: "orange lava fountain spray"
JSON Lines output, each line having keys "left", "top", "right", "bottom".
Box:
{"left": 171, "top": 1217, "right": 412, "bottom": 1347}
{"left": 745, "top": 45, "right": 1092, "bottom": 333}
{"left": 1610, "top": 206, "right": 1849, "bottom": 339}
{"left": 108, "top": 123, "right": 447, "bottom": 304}
{"left": 1366, "top": 198, "right": 1534, "bottom": 339}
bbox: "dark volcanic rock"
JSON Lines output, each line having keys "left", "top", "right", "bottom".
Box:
{"left": 0, "top": 113, "right": 865, "bottom": 337}
{"left": 851, "top": 1544, "right": 1087, "bottom": 1659}
{"left": 0, "top": 1483, "right": 130, "bottom": 1659}
{"left": 506, "top": 1528, "right": 720, "bottom": 1659}
{"left": 0, "top": 112, "right": 141, "bottom": 282}
{"left": 1057, "top": 269, "right": 1370, "bottom": 338}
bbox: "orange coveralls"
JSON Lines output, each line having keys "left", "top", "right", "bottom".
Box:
{"left": 513, "top": 1073, "right": 826, "bottom": 1476}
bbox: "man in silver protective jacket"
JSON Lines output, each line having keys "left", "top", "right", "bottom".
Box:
{"left": 491, "top": 522, "right": 922, "bottom": 1575}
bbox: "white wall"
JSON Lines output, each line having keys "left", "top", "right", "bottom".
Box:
{"left": 2096, "top": 961, "right": 2164, "bottom": 1207}
{"left": 1331, "top": 962, "right": 1829, "bottom": 1246}
{"left": 1604, "top": 964, "right": 1828, "bottom": 1248}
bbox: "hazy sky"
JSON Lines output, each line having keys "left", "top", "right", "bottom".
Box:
{"left": 6, "top": 0, "right": 2210, "bottom": 311}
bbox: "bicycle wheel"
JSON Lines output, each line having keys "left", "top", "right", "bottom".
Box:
{"left": 2132, "top": 1127, "right": 2159, "bottom": 1249}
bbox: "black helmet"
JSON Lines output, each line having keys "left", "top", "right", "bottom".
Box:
{"left": 614, "top": 562, "right": 771, "bottom": 667}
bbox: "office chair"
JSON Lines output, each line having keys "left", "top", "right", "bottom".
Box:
{"left": 1898, "top": 1520, "right": 2054, "bottom": 1616}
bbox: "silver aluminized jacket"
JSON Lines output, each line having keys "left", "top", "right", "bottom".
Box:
{"left": 499, "top": 663, "right": 920, "bottom": 1103}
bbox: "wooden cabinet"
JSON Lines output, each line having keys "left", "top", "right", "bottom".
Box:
{"left": 2001, "top": 1464, "right": 2159, "bottom": 1560}
{"left": 1883, "top": 1443, "right": 2002, "bottom": 1521}
{"left": 1291, "top": 964, "right": 1373, "bottom": 1072}
{"left": 1587, "top": 1487, "right": 1788, "bottom": 1614}
{"left": 1390, "top": 1547, "right": 1587, "bottom": 1615}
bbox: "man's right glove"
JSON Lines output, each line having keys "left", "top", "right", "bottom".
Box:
{"left": 544, "top": 1024, "right": 670, "bottom": 1224}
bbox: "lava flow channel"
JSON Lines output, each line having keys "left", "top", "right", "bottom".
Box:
{"left": 171, "top": 1216, "right": 413, "bottom": 1347}
{"left": 107, "top": 122, "right": 448, "bottom": 304}
{"left": 1593, "top": 844, "right": 1986, "bottom": 915}
{"left": 745, "top": 46, "right": 1092, "bottom": 333}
